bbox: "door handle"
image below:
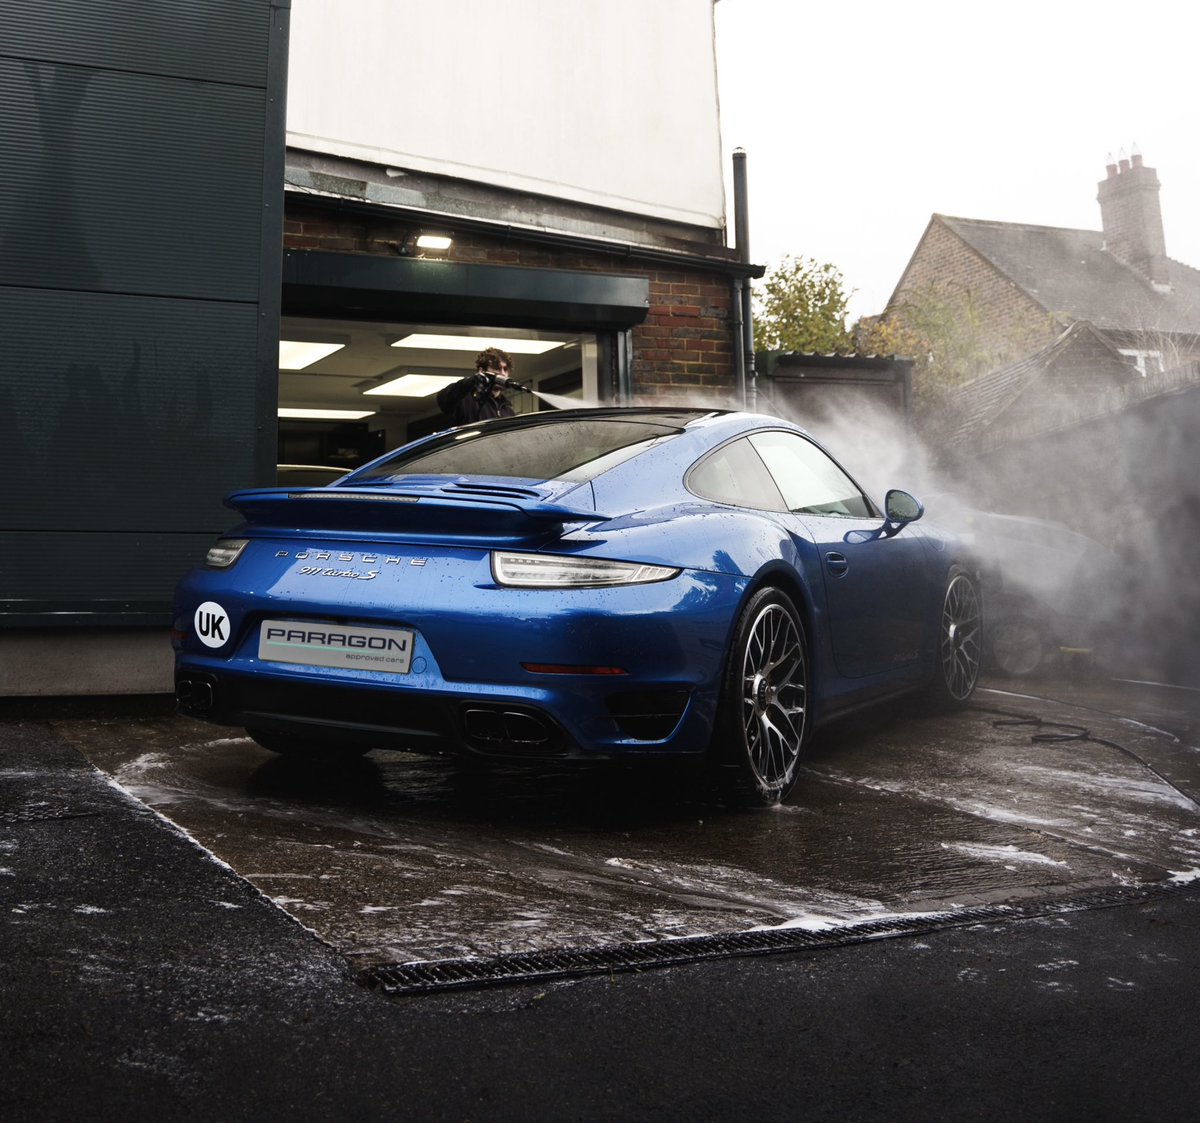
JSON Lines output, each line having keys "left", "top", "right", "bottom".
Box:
{"left": 825, "top": 551, "right": 849, "bottom": 577}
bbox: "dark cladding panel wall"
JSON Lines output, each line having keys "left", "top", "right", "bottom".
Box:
{"left": 0, "top": 58, "right": 265, "bottom": 300}
{"left": 1, "top": 0, "right": 270, "bottom": 86}
{"left": 0, "top": 286, "right": 258, "bottom": 532}
{"left": 0, "top": 0, "right": 284, "bottom": 626}
{"left": 0, "top": 532, "right": 223, "bottom": 623}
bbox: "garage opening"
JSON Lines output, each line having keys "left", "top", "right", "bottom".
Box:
{"left": 277, "top": 317, "right": 599, "bottom": 479}
{"left": 276, "top": 248, "right": 651, "bottom": 480}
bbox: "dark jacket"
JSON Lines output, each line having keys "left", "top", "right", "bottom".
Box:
{"left": 436, "top": 375, "right": 516, "bottom": 425}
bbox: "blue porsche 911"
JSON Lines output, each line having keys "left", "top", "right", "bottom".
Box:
{"left": 173, "top": 408, "right": 982, "bottom": 805}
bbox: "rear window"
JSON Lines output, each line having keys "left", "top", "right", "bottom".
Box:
{"left": 688, "top": 437, "right": 787, "bottom": 510}
{"left": 352, "top": 417, "right": 685, "bottom": 484}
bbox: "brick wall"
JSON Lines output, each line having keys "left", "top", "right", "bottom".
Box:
{"left": 284, "top": 202, "right": 738, "bottom": 404}
{"left": 636, "top": 273, "right": 735, "bottom": 402}
{"left": 889, "top": 218, "right": 1058, "bottom": 362}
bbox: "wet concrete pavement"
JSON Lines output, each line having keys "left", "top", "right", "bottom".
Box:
{"left": 6, "top": 673, "right": 1200, "bottom": 1120}
{"left": 41, "top": 676, "right": 1200, "bottom": 970}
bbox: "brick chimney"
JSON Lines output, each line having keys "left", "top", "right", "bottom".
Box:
{"left": 1097, "top": 148, "right": 1171, "bottom": 291}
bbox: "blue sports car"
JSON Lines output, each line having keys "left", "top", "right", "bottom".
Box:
{"left": 173, "top": 408, "right": 982, "bottom": 805}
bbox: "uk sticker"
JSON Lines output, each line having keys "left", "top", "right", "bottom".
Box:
{"left": 194, "top": 601, "right": 231, "bottom": 648}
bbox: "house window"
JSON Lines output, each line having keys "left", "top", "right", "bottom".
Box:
{"left": 1118, "top": 348, "right": 1164, "bottom": 377}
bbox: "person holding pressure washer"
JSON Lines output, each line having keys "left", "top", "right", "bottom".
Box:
{"left": 436, "top": 346, "right": 517, "bottom": 424}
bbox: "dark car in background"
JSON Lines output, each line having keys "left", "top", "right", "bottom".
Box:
{"left": 923, "top": 497, "right": 1123, "bottom": 676}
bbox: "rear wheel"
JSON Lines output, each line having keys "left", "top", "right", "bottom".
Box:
{"left": 246, "top": 727, "right": 370, "bottom": 761}
{"left": 928, "top": 568, "right": 982, "bottom": 705}
{"left": 713, "top": 587, "right": 809, "bottom": 806}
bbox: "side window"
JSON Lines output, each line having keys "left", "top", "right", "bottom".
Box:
{"left": 688, "top": 437, "right": 787, "bottom": 511}
{"left": 748, "top": 431, "right": 874, "bottom": 518}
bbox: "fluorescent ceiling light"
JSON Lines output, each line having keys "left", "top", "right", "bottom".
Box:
{"left": 392, "top": 333, "right": 564, "bottom": 355}
{"left": 415, "top": 234, "right": 453, "bottom": 250}
{"left": 279, "top": 340, "right": 346, "bottom": 370}
{"left": 363, "top": 373, "right": 460, "bottom": 397}
{"left": 278, "top": 408, "right": 376, "bottom": 420}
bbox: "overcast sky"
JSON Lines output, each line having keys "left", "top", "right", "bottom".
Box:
{"left": 713, "top": 0, "right": 1200, "bottom": 323}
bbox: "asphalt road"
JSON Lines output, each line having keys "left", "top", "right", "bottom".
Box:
{"left": 4, "top": 678, "right": 1200, "bottom": 1121}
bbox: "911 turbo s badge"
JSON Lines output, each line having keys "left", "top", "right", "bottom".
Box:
{"left": 296, "top": 566, "right": 379, "bottom": 580}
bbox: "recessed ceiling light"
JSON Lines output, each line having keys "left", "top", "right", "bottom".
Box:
{"left": 279, "top": 340, "right": 346, "bottom": 370}
{"left": 278, "top": 408, "right": 376, "bottom": 420}
{"left": 363, "top": 373, "right": 461, "bottom": 397}
{"left": 391, "top": 333, "right": 564, "bottom": 354}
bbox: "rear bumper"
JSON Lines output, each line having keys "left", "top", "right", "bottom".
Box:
{"left": 175, "top": 664, "right": 708, "bottom": 760}
{"left": 173, "top": 560, "right": 748, "bottom": 759}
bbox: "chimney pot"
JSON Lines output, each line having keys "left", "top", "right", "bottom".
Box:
{"left": 1096, "top": 149, "right": 1170, "bottom": 289}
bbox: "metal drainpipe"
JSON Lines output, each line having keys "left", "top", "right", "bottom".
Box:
{"left": 618, "top": 328, "right": 633, "bottom": 404}
{"left": 732, "top": 149, "right": 757, "bottom": 410}
{"left": 731, "top": 276, "right": 746, "bottom": 406}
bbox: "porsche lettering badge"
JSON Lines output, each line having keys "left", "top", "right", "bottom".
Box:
{"left": 275, "top": 549, "right": 427, "bottom": 568}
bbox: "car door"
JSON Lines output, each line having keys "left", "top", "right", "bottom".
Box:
{"left": 748, "top": 430, "right": 929, "bottom": 679}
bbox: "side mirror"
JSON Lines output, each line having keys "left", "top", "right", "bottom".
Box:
{"left": 884, "top": 489, "right": 924, "bottom": 526}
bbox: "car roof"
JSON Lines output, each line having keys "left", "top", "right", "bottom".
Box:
{"left": 450, "top": 407, "right": 729, "bottom": 431}
{"left": 422, "top": 406, "right": 803, "bottom": 439}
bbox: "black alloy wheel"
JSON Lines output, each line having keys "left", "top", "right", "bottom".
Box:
{"left": 715, "top": 587, "right": 809, "bottom": 806}
{"left": 931, "top": 567, "right": 983, "bottom": 705}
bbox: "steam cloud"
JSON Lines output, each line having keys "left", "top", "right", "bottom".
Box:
{"left": 755, "top": 381, "right": 1198, "bottom": 688}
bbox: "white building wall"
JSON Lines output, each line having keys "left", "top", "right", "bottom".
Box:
{"left": 286, "top": 0, "right": 726, "bottom": 231}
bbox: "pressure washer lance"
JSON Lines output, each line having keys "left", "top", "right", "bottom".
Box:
{"left": 474, "top": 372, "right": 533, "bottom": 394}
{"left": 478, "top": 371, "right": 590, "bottom": 410}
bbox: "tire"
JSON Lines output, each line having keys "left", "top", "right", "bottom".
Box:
{"left": 927, "top": 567, "right": 982, "bottom": 706}
{"left": 245, "top": 727, "right": 370, "bottom": 760}
{"left": 990, "top": 618, "right": 1044, "bottom": 676}
{"left": 713, "top": 587, "right": 810, "bottom": 806}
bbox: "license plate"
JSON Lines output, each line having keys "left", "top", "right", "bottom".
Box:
{"left": 258, "top": 620, "right": 414, "bottom": 673}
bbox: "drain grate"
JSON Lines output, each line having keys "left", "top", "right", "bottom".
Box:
{"left": 0, "top": 805, "right": 99, "bottom": 826}
{"left": 359, "top": 881, "right": 1195, "bottom": 996}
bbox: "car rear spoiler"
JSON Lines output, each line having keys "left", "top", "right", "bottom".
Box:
{"left": 223, "top": 487, "right": 608, "bottom": 534}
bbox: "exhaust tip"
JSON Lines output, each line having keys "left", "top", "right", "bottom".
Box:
{"left": 175, "top": 675, "right": 215, "bottom": 713}
{"left": 461, "top": 705, "right": 561, "bottom": 753}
